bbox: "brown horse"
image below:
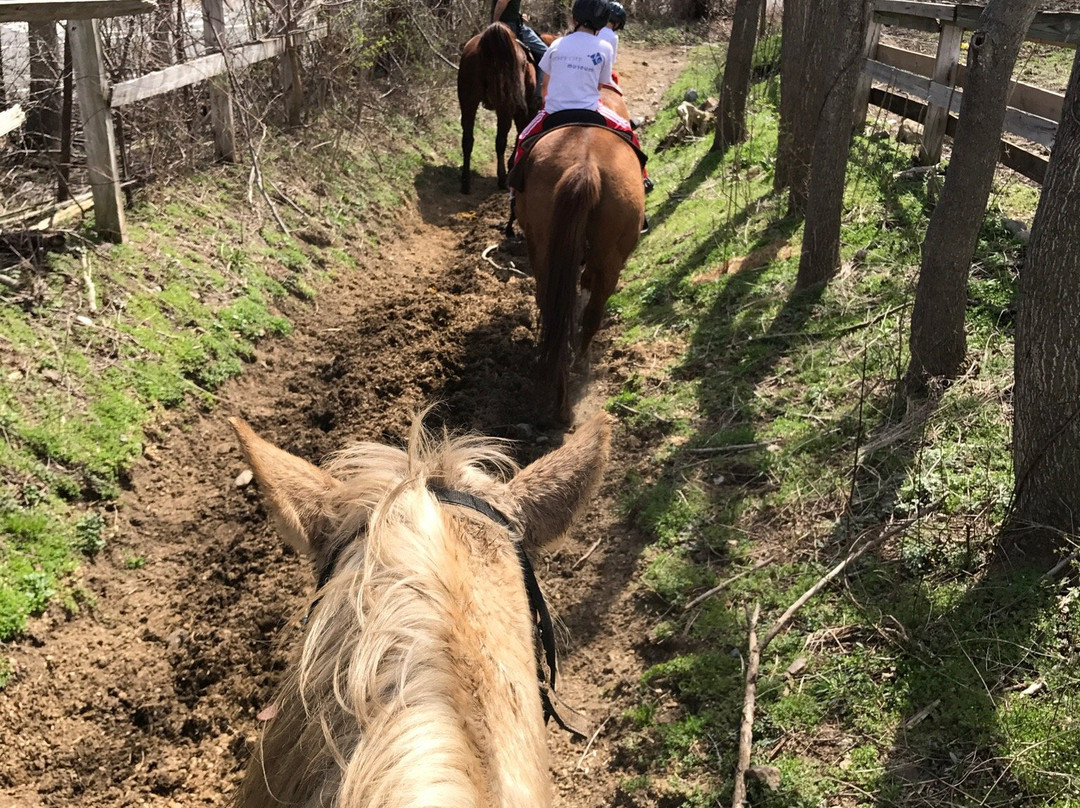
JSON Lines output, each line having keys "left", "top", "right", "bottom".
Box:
{"left": 515, "top": 126, "right": 645, "bottom": 423}
{"left": 457, "top": 22, "right": 538, "bottom": 194}
{"left": 231, "top": 410, "right": 611, "bottom": 808}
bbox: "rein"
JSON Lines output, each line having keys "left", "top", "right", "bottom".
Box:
{"left": 311, "top": 483, "right": 584, "bottom": 737}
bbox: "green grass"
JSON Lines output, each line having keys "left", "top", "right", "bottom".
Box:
{"left": 607, "top": 40, "right": 1077, "bottom": 807}
{"left": 0, "top": 107, "right": 465, "bottom": 657}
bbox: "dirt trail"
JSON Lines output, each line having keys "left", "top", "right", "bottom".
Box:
{"left": 0, "top": 45, "right": 690, "bottom": 808}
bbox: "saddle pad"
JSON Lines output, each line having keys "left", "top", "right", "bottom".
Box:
{"left": 508, "top": 121, "right": 648, "bottom": 191}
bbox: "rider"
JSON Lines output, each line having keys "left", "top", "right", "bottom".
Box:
{"left": 598, "top": 1, "right": 625, "bottom": 76}
{"left": 492, "top": 0, "right": 548, "bottom": 97}
{"left": 511, "top": 0, "right": 641, "bottom": 167}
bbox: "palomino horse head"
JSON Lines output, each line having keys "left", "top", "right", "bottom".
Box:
{"left": 515, "top": 126, "right": 645, "bottom": 424}
{"left": 457, "top": 22, "right": 538, "bottom": 194}
{"left": 230, "top": 411, "right": 611, "bottom": 808}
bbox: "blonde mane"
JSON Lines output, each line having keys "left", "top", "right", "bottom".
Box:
{"left": 238, "top": 425, "right": 549, "bottom": 808}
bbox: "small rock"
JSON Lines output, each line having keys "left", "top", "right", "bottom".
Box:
{"left": 786, "top": 656, "right": 808, "bottom": 676}
{"left": 41, "top": 368, "right": 62, "bottom": 383}
{"left": 234, "top": 468, "right": 254, "bottom": 487}
{"left": 684, "top": 88, "right": 699, "bottom": 103}
{"left": 75, "top": 315, "right": 95, "bottom": 327}
{"left": 748, "top": 765, "right": 782, "bottom": 791}
{"left": 1002, "top": 217, "right": 1031, "bottom": 243}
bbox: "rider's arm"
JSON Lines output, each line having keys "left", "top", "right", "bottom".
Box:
{"left": 541, "top": 73, "right": 550, "bottom": 102}
{"left": 492, "top": 0, "right": 510, "bottom": 22}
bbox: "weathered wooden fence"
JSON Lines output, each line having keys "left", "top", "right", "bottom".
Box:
{"left": 857, "top": 0, "right": 1080, "bottom": 183}
{"left": 0, "top": 0, "right": 325, "bottom": 242}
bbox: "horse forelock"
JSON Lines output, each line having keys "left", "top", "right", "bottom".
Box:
{"left": 242, "top": 424, "right": 549, "bottom": 808}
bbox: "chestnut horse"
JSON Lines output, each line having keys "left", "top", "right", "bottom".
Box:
{"left": 231, "top": 411, "right": 611, "bottom": 808}
{"left": 457, "top": 22, "right": 538, "bottom": 194}
{"left": 515, "top": 126, "right": 645, "bottom": 423}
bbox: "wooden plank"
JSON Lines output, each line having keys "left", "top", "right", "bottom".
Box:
{"left": 202, "top": 0, "right": 235, "bottom": 162}
{"left": 873, "top": 1, "right": 955, "bottom": 22}
{"left": 67, "top": 18, "right": 125, "bottom": 241}
{"left": 873, "top": 9, "right": 941, "bottom": 33}
{"left": 864, "top": 56, "right": 1059, "bottom": 149}
{"left": 110, "top": 38, "right": 284, "bottom": 107}
{"left": 868, "top": 86, "right": 1049, "bottom": 183}
{"left": 876, "top": 41, "right": 1066, "bottom": 122}
{"left": 0, "top": 103, "right": 25, "bottom": 137}
{"left": 954, "top": 4, "right": 1080, "bottom": 46}
{"left": 853, "top": 20, "right": 883, "bottom": 131}
{"left": 919, "top": 22, "right": 962, "bottom": 165}
{"left": 864, "top": 58, "right": 931, "bottom": 100}
{"left": 0, "top": 0, "right": 154, "bottom": 22}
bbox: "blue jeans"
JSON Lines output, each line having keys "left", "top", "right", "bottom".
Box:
{"left": 516, "top": 24, "right": 548, "bottom": 63}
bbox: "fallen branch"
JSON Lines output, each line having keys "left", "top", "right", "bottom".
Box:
{"left": 573, "top": 536, "right": 604, "bottom": 570}
{"left": 575, "top": 714, "right": 611, "bottom": 770}
{"left": 482, "top": 244, "right": 528, "bottom": 277}
{"left": 731, "top": 604, "right": 760, "bottom": 808}
{"left": 729, "top": 503, "right": 941, "bottom": 805}
{"left": 683, "top": 556, "right": 774, "bottom": 612}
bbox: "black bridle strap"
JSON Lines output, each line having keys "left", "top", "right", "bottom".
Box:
{"left": 428, "top": 484, "right": 584, "bottom": 737}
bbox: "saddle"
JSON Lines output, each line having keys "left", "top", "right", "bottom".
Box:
{"left": 507, "top": 113, "right": 648, "bottom": 192}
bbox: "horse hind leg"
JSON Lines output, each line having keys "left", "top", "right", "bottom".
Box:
{"left": 460, "top": 101, "right": 477, "bottom": 194}
{"left": 495, "top": 110, "right": 513, "bottom": 190}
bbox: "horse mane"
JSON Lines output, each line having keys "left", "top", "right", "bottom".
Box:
{"left": 478, "top": 22, "right": 530, "bottom": 115}
{"left": 237, "top": 420, "right": 525, "bottom": 808}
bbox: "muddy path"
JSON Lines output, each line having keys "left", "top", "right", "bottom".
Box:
{"left": 0, "top": 45, "right": 690, "bottom": 808}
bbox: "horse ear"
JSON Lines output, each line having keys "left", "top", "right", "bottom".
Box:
{"left": 508, "top": 412, "right": 612, "bottom": 551}
{"left": 230, "top": 417, "right": 342, "bottom": 556}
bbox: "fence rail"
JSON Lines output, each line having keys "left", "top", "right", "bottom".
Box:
{"left": 862, "top": 0, "right": 1076, "bottom": 183}
{"left": 2, "top": 0, "right": 323, "bottom": 241}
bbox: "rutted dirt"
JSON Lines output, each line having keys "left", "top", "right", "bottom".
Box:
{"left": 0, "top": 45, "right": 690, "bottom": 808}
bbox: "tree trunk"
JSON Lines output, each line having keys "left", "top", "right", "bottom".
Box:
{"left": 27, "top": 21, "right": 63, "bottom": 149}
{"left": 774, "top": 0, "right": 810, "bottom": 209}
{"left": 775, "top": 0, "right": 833, "bottom": 217}
{"left": 1010, "top": 47, "right": 1080, "bottom": 559}
{"left": 712, "top": 0, "right": 764, "bottom": 152}
{"left": 795, "top": 0, "right": 868, "bottom": 289}
{"left": 905, "top": 0, "right": 1039, "bottom": 390}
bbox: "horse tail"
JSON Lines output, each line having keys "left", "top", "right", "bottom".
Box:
{"left": 539, "top": 160, "right": 601, "bottom": 387}
{"left": 479, "top": 22, "right": 528, "bottom": 114}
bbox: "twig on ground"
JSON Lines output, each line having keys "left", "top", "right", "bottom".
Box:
{"left": 575, "top": 714, "right": 612, "bottom": 770}
{"left": 683, "top": 556, "right": 774, "bottom": 612}
{"left": 80, "top": 249, "right": 97, "bottom": 313}
{"left": 612, "top": 401, "right": 672, "bottom": 424}
{"left": 572, "top": 536, "right": 604, "bottom": 570}
{"left": 728, "top": 503, "right": 942, "bottom": 804}
{"left": 732, "top": 603, "right": 761, "bottom": 808}
{"left": 747, "top": 304, "right": 906, "bottom": 344}
{"left": 686, "top": 442, "right": 775, "bottom": 455}
{"left": 481, "top": 244, "right": 528, "bottom": 277}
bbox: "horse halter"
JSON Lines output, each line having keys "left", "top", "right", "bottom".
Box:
{"left": 311, "top": 483, "right": 584, "bottom": 737}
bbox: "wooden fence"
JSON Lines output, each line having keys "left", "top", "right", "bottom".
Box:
{"left": 0, "top": 0, "right": 325, "bottom": 242}
{"left": 857, "top": 0, "right": 1079, "bottom": 184}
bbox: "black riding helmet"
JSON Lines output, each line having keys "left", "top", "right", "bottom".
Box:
{"left": 572, "top": 0, "right": 611, "bottom": 31}
{"left": 609, "top": 1, "right": 626, "bottom": 29}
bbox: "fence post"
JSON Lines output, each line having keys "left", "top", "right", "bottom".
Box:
{"left": 202, "top": 0, "right": 236, "bottom": 161}
{"left": 67, "top": 18, "right": 126, "bottom": 242}
{"left": 919, "top": 22, "right": 963, "bottom": 165}
{"left": 279, "top": 7, "right": 304, "bottom": 127}
{"left": 852, "top": 19, "right": 882, "bottom": 132}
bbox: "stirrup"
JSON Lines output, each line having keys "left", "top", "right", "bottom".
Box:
{"left": 643, "top": 176, "right": 654, "bottom": 194}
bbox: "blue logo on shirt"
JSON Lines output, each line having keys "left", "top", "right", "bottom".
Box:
{"left": 589, "top": 52, "right": 602, "bottom": 65}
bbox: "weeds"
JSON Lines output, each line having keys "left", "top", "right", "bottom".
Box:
{"left": 609, "top": 38, "right": 1077, "bottom": 807}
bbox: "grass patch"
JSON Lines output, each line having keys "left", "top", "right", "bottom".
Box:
{"left": 608, "top": 39, "right": 1075, "bottom": 806}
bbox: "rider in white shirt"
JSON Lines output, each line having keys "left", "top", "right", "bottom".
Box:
{"left": 597, "top": 1, "right": 624, "bottom": 70}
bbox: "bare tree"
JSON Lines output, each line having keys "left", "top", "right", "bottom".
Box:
{"left": 905, "top": 0, "right": 1039, "bottom": 391}
{"left": 1010, "top": 47, "right": 1080, "bottom": 559}
{"left": 794, "top": 0, "right": 868, "bottom": 289}
{"left": 711, "top": 0, "right": 764, "bottom": 152}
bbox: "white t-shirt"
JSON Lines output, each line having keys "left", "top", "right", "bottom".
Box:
{"left": 598, "top": 27, "right": 619, "bottom": 66}
{"left": 538, "top": 31, "right": 614, "bottom": 113}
